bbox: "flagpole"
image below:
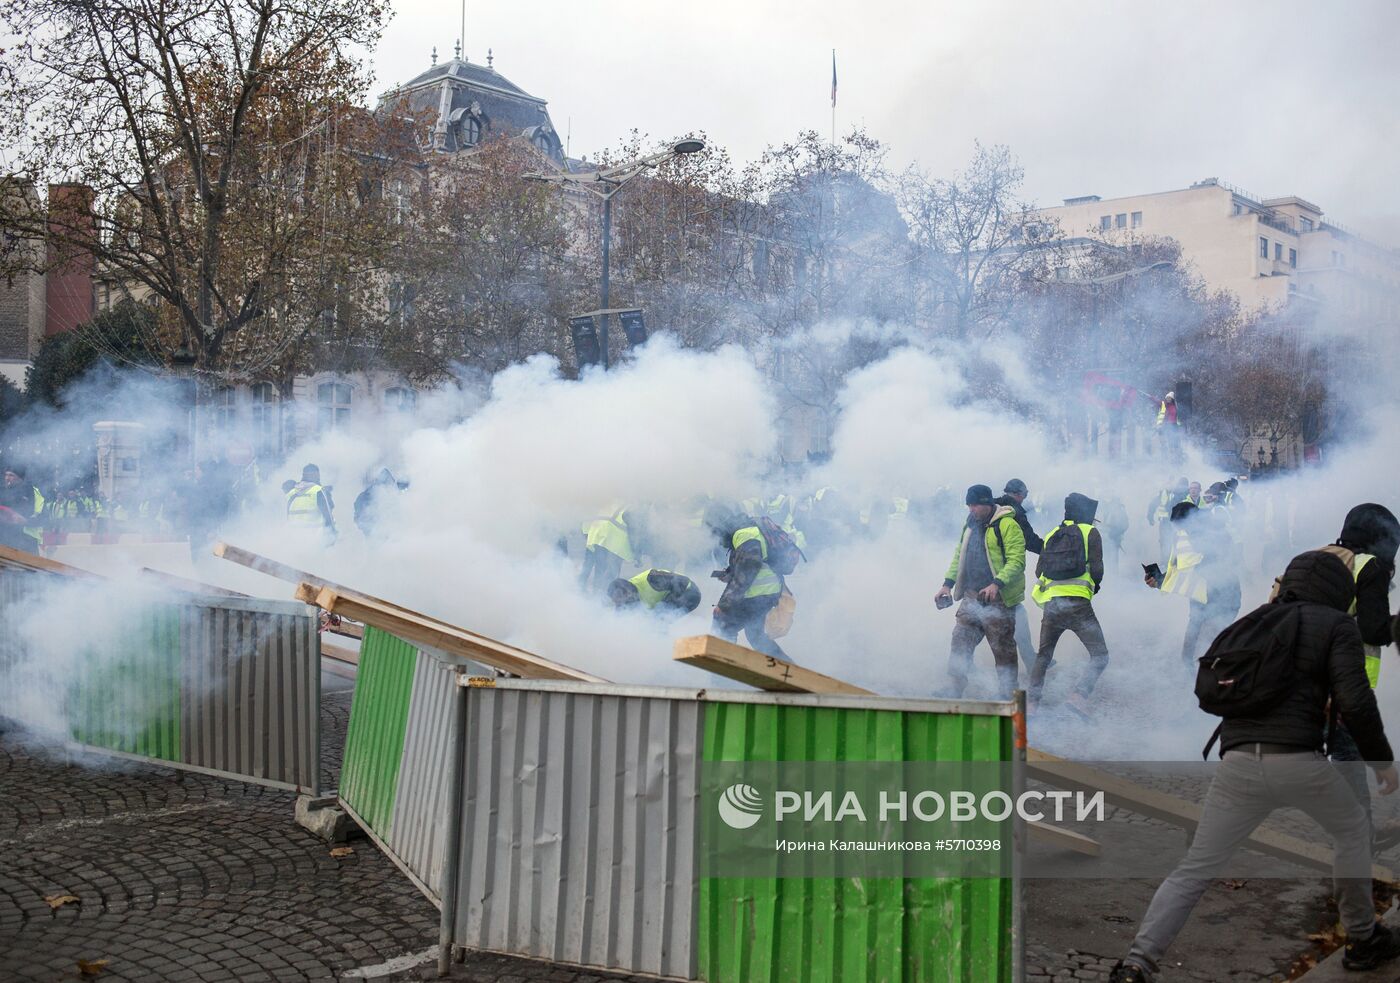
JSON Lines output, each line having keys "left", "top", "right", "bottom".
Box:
{"left": 830, "top": 49, "right": 836, "bottom": 145}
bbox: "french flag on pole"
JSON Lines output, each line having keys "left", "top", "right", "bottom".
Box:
{"left": 831, "top": 50, "right": 837, "bottom": 107}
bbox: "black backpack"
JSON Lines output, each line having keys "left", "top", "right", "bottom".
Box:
{"left": 1040, "top": 522, "right": 1088, "bottom": 581}
{"left": 1194, "top": 603, "right": 1302, "bottom": 759}
{"left": 755, "top": 516, "right": 805, "bottom": 576}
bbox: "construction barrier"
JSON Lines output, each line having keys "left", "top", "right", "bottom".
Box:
{"left": 337, "top": 626, "right": 464, "bottom": 902}
{"left": 443, "top": 679, "right": 1017, "bottom": 982}
{"left": 0, "top": 567, "right": 322, "bottom": 794}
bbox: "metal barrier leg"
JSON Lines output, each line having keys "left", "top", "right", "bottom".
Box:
{"left": 438, "top": 673, "right": 469, "bottom": 978}
{"left": 1011, "top": 690, "right": 1027, "bottom": 982}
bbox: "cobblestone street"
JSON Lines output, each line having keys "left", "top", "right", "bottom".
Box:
{"left": 0, "top": 680, "right": 645, "bottom": 983}
{"left": 0, "top": 672, "right": 1382, "bottom": 982}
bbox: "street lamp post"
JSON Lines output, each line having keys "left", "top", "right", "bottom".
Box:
{"left": 526, "top": 137, "right": 706, "bottom": 369}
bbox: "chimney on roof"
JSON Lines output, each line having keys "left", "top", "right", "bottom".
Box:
{"left": 487, "top": 48, "right": 493, "bottom": 68}
{"left": 431, "top": 46, "right": 437, "bottom": 65}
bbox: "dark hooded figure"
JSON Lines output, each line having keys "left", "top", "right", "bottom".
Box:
{"left": 1028, "top": 492, "right": 1108, "bottom": 716}
{"left": 1336, "top": 504, "right": 1399, "bottom": 650}
{"left": 1110, "top": 552, "right": 1400, "bottom": 982}
{"left": 1324, "top": 503, "right": 1400, "bottom": 844}
{"left": 353, "top": 468, "right": 407, "bottom": 538}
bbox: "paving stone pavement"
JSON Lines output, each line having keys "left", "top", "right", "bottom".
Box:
{"left": 2, "top": 670, "right": 1337, "bottom": 982}
{"left": 0, "top": 683, "right": 641, "bottom": 983}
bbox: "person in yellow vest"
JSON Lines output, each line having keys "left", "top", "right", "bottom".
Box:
{"left": 1323, "top": 504, "right": 1399, "bottom": 845}
{"left": 1146, "top": 477, "right": 1188, "bottom": 568}
{"left": 1149, "top": 501, "right": 1241, "bottom": 668}
{"left": 1028, "top": 493, "right": 1109, "bottom": 718}
{"left": 285, "top": 464, "right": 336, "bottom": 541}
{"left": 608, "top": 569, "right": 702, "bottom": 617}
{"left": 934, "top": 484, "right": 1027, "bottom": 700}
{"left": 0, "top": 465, "right": 44, "bottom": 554}
{"left": 707, "top": 504, "right": 788, "bottom": 660}
{"left": 579, "top": 504, "right": 639, "bottom": 593}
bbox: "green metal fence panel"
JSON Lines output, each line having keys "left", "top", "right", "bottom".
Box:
{"left": 697, "top": 701, "right": 1013, "bottom": 983}
{"left": 340, "top": 625, "right": 420, "bottom": 836}
{"left": 69, "top": 603, "right": 182, "bottom": 761}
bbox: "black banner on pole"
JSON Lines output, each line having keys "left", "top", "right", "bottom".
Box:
{"left": 619, "top": 309, "right": 646, "bottom": 347}
{"left": 570, "top": 315, "right": 601, "bottom": 368}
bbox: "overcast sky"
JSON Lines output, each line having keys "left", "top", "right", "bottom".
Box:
{"left": 373, "top": 0, "right": 1400, "bottom": 244}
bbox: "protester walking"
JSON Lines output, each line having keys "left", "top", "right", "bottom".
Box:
{"left": 935, "top": 484, "right": 1027, "bottom": 700}
{"left": 1028, "top": 493, "right": 1109, "bottom": 717}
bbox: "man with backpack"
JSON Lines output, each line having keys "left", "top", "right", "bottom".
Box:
{"left": 1313, "top": 504, "right": 1399, "bottom": 844}
{"left": 708, "top": 505, "right": 801, "bottom": 660}
{"left": 934, "top": 484, "right": 1027, "bottom": 700}
{"left": 1109, "top": 550, "right": 1400, "bottom": 982}
{"left": 1027, "top": 493, "right": 1108, "bottom": 717}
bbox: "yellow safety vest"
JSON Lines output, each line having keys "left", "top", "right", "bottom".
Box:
{"left": 629, "top": 569, "right": 669, "bottom": 610}
{"left": 732, "top": 526, "right": 781, "bottom": 598}
{"left": 22, "top": 487, "right": 44, "bottom": 543}
{"left": 583, "top": 507, "right": 634, "bottom": 563}
{"left": 1152, "top": 489, "right": 1173, "bottom": 523}
{"left": 1161, "top": 528, "right": 1207, "bottom": 604}
{"left": 286, "top": 483, "right": 326, "bottom": 527}
{"left": 1032, "top": 522, "right": 1095, "bottom": 605}
{"left": 1350, "top": 553, "right": 1382, "bottom": 688}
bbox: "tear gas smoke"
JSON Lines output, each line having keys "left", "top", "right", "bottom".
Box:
{"left": 2, "top": 320, "right": 1397, "bottom": 764}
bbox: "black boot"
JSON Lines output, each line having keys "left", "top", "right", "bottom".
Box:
{"left": 1344, "top": 922, "right": 1400, "bottom": 971}
{"left": 1108, "top": 961, "right": 1151, "bottom": 982}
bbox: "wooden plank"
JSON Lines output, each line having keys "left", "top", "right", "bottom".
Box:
{"left": 212, "top": 542, "right": 349, "bottom": 592}
{"left": 298, "top": 583, "right": 605, "bottom": 684}
{"left": 1027, "top": 748, "right": 1395, "bottom": 881}
{"left": 327, "top": 620, "right": 363, "bottom": 640}
{"left": 1027, "top": 819, "right": 1100, "bottom": 856}
{"left": 672, "top": 634, "right": 876, "bottom": 696}
{"left": 216, "top": 542, "right": 475, "bottom": 636}
{"left": 0, "top": 544, "right": 100, "bottom": 578}
{"left": 321, "top": 640, "right": 360, "bottom": 667}
{"left": 138, "top": 567, "right": 249, "bottom": 598}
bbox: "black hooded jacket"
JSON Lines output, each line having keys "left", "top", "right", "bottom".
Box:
{"left": 1337, "top": 503, "right": 1398, "bottom": 648}
{"left": 1219, "top": 551, "right": 1392, "bottom": 762}
{"left": 996, "top": 495, "right": 1043, "bottom": 554}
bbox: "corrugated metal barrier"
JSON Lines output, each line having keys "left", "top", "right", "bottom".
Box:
{"left": 444, "top": 679, "right": 1018, "bottom": 982}
{"left": 0, "top": 568, "right": 321, "bottom": 794}
{"left": 332, "top": 631, "right": 1018, "bottom": 980}
{"left": 337, "top": 625, "right": 479, "bottom": 905}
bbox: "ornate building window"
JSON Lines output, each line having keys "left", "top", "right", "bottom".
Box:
{"left": 250, "top": 383, "right": 280, "bottom": 456}
{"left": 317, "top": 382, "right": 352, "bottom": 433}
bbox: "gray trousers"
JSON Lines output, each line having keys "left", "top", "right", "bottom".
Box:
{"left": 1125, "top": 750, "right": 1375, "bottom": 974}
{"left": 1180, "top": 598, "right": 1238, "bottom": 667}
{"left": 1028, "top": 596, "right": 1109, "bottom": 701}
{"left": 1013, "top": 603, "right": 1038, "bottom": 671}
{"left": 947, "top": 599, "right": 1019, "bottom": 699}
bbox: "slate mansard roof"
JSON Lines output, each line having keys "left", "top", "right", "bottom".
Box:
{"left": 379, "top": 54, "right": 565, "bottom": 162}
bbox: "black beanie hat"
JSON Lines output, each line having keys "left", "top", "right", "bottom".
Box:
{"left": 966, "top": 484, "right": 995, "bottom": 506}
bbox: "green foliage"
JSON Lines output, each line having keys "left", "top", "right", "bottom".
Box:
{"left": 0, "top": 374, "right": 24, "bottom": 422}
{"left": 26, "top": 301, "right": 159, "bottom": 407}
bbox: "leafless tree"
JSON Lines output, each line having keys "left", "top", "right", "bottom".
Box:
{"left": 0, "top": 0, "right": 406, "bottom": 379}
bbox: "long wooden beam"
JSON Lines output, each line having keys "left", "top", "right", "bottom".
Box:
{"left": 215, "top": 542, "right": 478, "bottom": 636}
{"left": 0, "top": 544, "right": 99, "bottom": 578}
{"left": 138, "top": 567, "right": 249, "bottom": 598}
{"left": 297, "top": 583, "right": 606, "bottom": 684}
{"left": 673, "top": 634, "right": 875, "bottom": 695}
